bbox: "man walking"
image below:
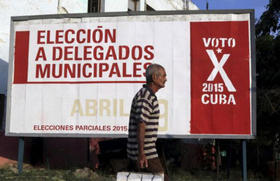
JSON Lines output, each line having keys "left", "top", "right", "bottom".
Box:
{"left": 127, "top": 64, "right": 168, "bottom": 181}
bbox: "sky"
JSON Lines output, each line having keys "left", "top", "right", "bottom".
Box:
{"left": 191, "top": 0, "right": 269, "bottom": 20}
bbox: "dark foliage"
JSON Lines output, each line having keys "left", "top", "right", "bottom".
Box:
{"left": 255, "top": 0, "right": 280, "bottom": 141}
{"left": 256, "top": 0, "right": 280, "bottom": 36}
{"left": 250, "top": 0, "right": 280, "bottom": 174}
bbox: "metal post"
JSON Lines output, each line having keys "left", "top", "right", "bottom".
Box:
{"left": 18, "top": 137, "right": 24, "bottom": 174}
{"left": 242, "top": 140, "right": 247, "bottom": 181}
{"left": 226, "top": 141, "right": 232, "bottom": 179}
{"left": 217, "top": 141, "right": 220, "bottom": 179}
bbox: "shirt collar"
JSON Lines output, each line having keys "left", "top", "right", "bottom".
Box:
{"left": 143, "top": 84, "right": 156, "bottom": 97}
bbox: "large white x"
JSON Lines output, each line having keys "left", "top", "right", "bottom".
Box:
{"left": 206, "top": 49, "right": 236, "bottom": 92}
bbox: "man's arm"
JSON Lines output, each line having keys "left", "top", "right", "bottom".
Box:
{"left": 138, "top": 121, "right": 148, "bottom": 168}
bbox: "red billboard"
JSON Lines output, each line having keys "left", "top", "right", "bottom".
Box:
{"left": 191, "top": 21, "right": 252, "bottom": 135}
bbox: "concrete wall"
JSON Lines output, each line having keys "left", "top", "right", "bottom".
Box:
{"left": 103, "top": 0, "right": 128, "bottom": 12}
{"left": 101, "top": 0, "right": 199, "bottom": 12}
{"left": 0, "top": 0, "right": 88, "bottom": 95}
{"left": 0, "top": 0, "right": 88, "bottom": 167}
{"left": 146, "top": 0, "right": 199, "bottom": 10}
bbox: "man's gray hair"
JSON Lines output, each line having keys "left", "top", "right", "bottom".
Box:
{"left": 145, "top": 64, "right": 164, "bottom": 84}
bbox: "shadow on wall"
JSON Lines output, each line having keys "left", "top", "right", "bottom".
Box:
{"left": 0, "top": 92, "right": 22, "bottom": 165}
{"left": 0, "top": 58, "right": 21, "bottom": 165}
{"left": 0, "top": 58, "right": 24, "bottom": 166}
{"left": 0, "top": 130, "right": 33, "bottom": 166}
{"left": 0, "top": 60, "right": 89, "bottom": 167}
{"left": 0, "top": 58, "right": 8, "bottom": 95}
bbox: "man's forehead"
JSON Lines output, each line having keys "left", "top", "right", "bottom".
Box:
{"left": 160, "top": 67, "right": 166, "bottom": 72}
{"left": 159, "top": 68, "right": 166, "bottom": 75}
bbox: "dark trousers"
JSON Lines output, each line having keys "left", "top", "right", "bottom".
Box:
{"left": 128, "top": 158, "right": 168, "bottom": 181}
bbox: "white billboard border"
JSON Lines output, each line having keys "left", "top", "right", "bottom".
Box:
{"left": 6, "top": 10, "right": 256, "bottom": 139}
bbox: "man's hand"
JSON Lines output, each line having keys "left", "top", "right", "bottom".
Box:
{"left": 138, "top": 153, "right": 148, "bottom": 169}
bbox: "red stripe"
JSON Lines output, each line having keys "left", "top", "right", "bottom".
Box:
{"left": 14, "top": 31, "right": 30, "bottom": 83}
{"left": 13, "top": 81, "right": 146, "bottom": 84}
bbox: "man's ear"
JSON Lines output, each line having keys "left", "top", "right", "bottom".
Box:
{"left": 152, "top": 74, "right": 157, "bottom": 82}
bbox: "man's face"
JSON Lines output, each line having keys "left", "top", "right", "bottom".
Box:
{"left": 154, "top": 68, "right": 167, "bottom": 89}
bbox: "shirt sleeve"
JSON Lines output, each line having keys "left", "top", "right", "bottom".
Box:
{"left": 135, "top": 98, "right": 153, "bottom": 124}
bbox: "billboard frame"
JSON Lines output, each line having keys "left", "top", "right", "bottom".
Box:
{"left": 6, "top": 10, "right": 256, "bottom": 139}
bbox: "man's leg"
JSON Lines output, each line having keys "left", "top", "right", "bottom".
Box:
{"left": 128, "top": 159, "right": 139, "bottom": 172}
{"left": 146, "top": 158, "right": 168, "bottom": 181}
